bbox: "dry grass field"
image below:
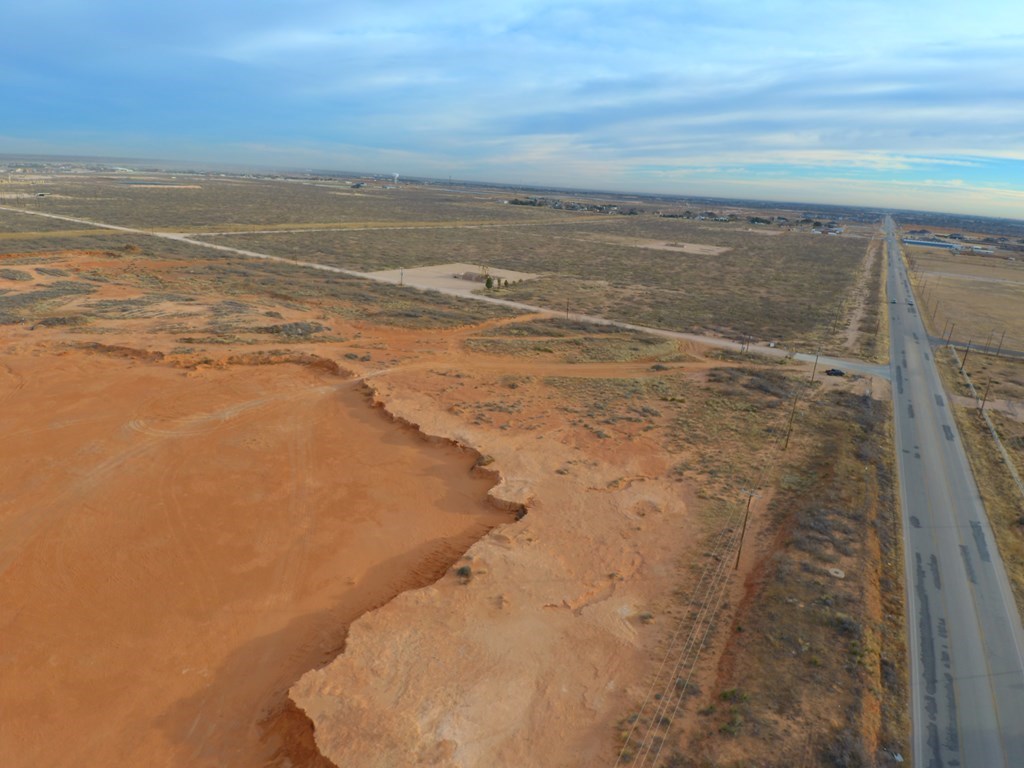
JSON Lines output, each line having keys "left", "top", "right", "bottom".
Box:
{"left": 0, "top": 172, "right": 901, "bottom": 767}
{"left": 6, "top": 175, "right": 564, "bottom": 229}
{"left": 904, "top": 242, "right": 1024, "bottom": 352}
{"left": 203, "top": 216, "right": 868, "bottom": 345}
{"left": 0, "top": 207, "right": 104, "bottom": 235}
{"left": 8, "top": 173, "right": 875, "bottom": 346}
{"left": 645, "top": 388, "right": 906, "bottom": 768}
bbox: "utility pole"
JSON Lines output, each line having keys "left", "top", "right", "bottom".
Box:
{"left": 945, "top": 322, "right": 956, "bottom": 347}
{"left": 985, "top": 329, "right": 994, "bottom": 354}
{"left": 980, "top": 379, "right": 992, "bottom": 411}
{"left": 734, "top": 489, "right": 761, "bottom": 570}
{"left": 995, "top": 329, "right": 1006, "bottom": 358}
{"left": 941, "top": 318, "right": 950, "bottom": 342}
{"left": 931, "top": 303, "right": 938, "bottom": 325}
{"left": 783, "top": 393, "right": 800, "bottom": 451}
{"left": 960, "top": 339, "right": 972, "bottom": 372}
{"left": 810, "top": 345, "right": 821, "bottom": 384}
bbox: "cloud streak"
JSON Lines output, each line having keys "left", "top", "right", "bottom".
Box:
{"left": 2, "top": 1, "right": 1023, "bottom": 216}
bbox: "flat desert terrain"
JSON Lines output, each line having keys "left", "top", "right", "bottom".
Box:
{"left": 1, "top": 175, "right": 906, "bottom": 767}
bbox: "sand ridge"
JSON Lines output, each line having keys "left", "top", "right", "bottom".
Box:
{"left": 291, "top": 371, "right": 695, "bottom": 766}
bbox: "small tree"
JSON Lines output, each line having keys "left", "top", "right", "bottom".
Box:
{"left": 485, "top": 276, "right": 494, "bottom": 290}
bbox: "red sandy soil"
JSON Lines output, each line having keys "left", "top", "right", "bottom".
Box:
{"left": 0, "top": 248, "right": 784, "bottom": 766}
{"left": 0, "top": 349, "right": 508, "bottom": 767}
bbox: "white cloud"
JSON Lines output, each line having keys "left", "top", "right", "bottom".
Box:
{"left": 4, "top": 2, "right": 1024, "bottom": 217}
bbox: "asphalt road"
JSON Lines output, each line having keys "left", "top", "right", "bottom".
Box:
{"left": 887, "top": 215, "right": 1024, "bottom": 766}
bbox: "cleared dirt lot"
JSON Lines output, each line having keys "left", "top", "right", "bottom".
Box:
{"left": 365, "top": 262, "right": 539, "bottom": 295}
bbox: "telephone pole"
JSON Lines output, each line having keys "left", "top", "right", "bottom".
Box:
{"left": 960, "top": 340, "right": 972, "bottom": 372}
{"left": 783, "top": 393, "right": 800, "bottom": 451}
{"left": 734, "top": 489, "right": 761, "bottom": 570}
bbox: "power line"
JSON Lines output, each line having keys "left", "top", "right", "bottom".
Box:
{"left": 619, "top": 343, "right": 823, "bottom": 766}
{"left": 621, "top": 426, "right": 788, "bottom": 767}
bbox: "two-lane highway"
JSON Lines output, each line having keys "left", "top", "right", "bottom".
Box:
{"left": 886, "top": 216, "right": 1024, "bottom": 766}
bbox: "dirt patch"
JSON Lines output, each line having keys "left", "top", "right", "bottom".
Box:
{"left": 578, "top": 234, "right": 732, "bottom": 255}
{"left": 364, "top": 261, "right": 539, "bottom": 296}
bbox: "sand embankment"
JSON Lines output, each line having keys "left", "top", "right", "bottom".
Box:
{"left": 290, "top": 370, "right": 691, "bottom": 767}
{"left": 0, "top": 350, "right": 510, "bottom": 767}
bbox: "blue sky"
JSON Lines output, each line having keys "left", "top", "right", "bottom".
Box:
{"left": 3, "top": 0, "right": 1023, "bottom": 217}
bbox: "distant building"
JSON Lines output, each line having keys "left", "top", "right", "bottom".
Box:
{"left": 903, "top": 239, "right": 958, "bottom": 250}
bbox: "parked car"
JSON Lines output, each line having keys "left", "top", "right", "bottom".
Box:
{"left": 824, "top": 368, "right": 845, "bottom": 377}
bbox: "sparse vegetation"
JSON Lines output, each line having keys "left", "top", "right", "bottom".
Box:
{"left": 2, "top": 173, "right": 912, "bottom": 768}
{"left": 654, "top": 389, "right": 906, "bottom": 766}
